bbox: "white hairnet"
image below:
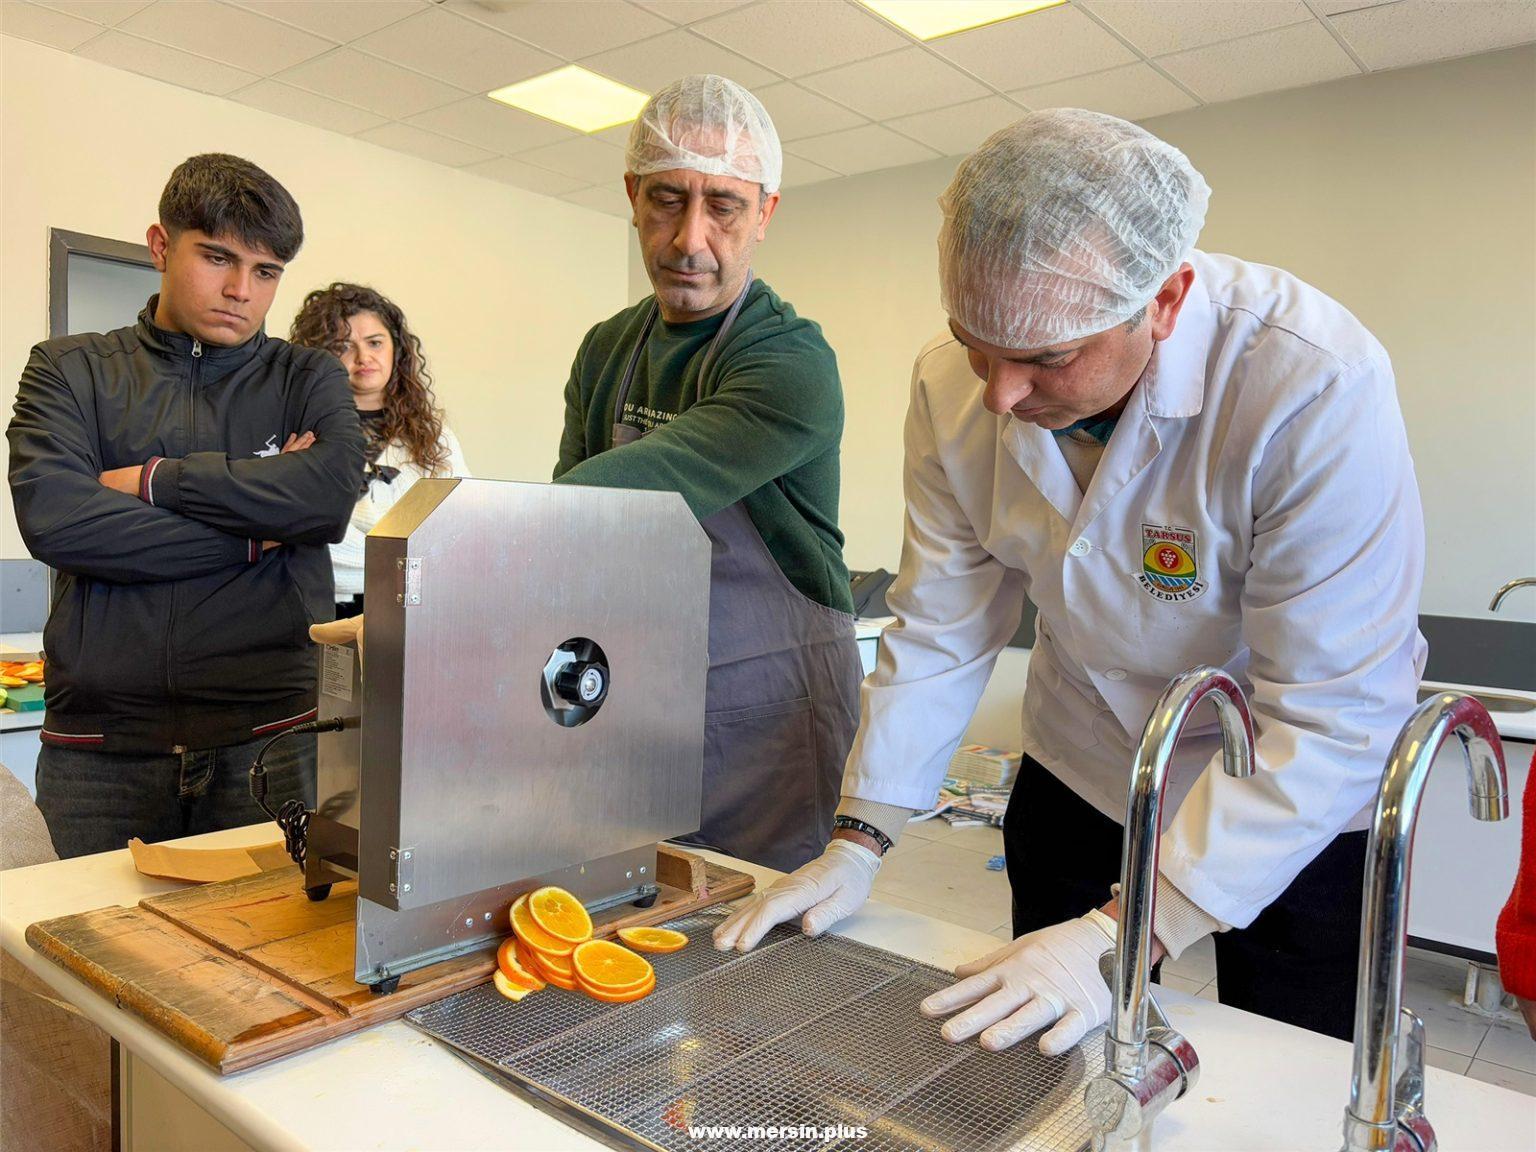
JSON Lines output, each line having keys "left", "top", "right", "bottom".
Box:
{"left": 938, "top": 109, "right": 1210, "bottom": 348}
{"left": 626, "top": 74, "right": 782, "bottom": 194}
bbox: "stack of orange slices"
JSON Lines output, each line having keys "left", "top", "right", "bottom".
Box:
{"left": 493, "top": 886, "right": 687, "bottom": 1005}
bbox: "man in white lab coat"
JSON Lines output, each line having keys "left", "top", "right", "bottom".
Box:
{"left": 715, "top": 110, "right": 1426, "bottom": 1052}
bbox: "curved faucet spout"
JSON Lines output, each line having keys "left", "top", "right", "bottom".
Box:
{"left": 1341, "top": 693, "right": 1508, "bottom": 1152}
{"left": 1087, "top": 666, "right": 1256, "bottom": 1151}
{"left": 1112, "top": 666, "right": 1256, "bottom": 1065}
{"left": 1489, "top": 576, "right": 1536, "bottom": 612}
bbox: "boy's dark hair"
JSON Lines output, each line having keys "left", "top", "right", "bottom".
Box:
{"left": 158, "top": 153, "right": 304, "bottom": 263}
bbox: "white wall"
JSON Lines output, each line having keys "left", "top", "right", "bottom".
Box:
{"left": 1, "top": 35, "right": 630, "bottom": 560}
{"left": 746, "top": 46, "right": 1536, "bottom": 623}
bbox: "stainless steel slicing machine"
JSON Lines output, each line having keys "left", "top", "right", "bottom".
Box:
{"left": 304, "top": 478, "right": 712, "bottom": 993}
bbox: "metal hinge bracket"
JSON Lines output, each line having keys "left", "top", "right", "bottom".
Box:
{"left": 395, "top": 556, "right": 423, "bottom": 606}
{"left": 387, "top": 845, "right": 415, "bottom": 897}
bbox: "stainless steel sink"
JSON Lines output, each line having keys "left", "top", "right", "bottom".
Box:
{"left": 1417, "top": 687, "right": 1535, "bottom": 714}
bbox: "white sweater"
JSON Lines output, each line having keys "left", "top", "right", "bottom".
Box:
{"left": 330, "top": 425, "right": 470, "bottom": 599}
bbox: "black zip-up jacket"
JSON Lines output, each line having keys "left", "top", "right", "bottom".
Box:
{"left": 6, "top": 298, "right": 365, "bottom": 753}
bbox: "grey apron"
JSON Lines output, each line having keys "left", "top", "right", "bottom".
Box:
{"left": 608, "top": 276, "right": 862, "bottom": 871}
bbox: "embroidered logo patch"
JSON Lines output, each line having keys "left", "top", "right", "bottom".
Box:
{"left": 1136, "top": 523, "right": 1207, "bottom": 602}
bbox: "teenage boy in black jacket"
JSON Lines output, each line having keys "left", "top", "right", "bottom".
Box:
{"left": 7, "top": 153, "right": 364, "bottom": 858}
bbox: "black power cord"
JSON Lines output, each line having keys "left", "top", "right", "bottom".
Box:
{"left": 248, "top": 715, "right": 349, "bottom": 869}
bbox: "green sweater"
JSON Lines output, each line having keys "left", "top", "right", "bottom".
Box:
{"left": 554, "top": 279, "right": 853, "bottom": 614}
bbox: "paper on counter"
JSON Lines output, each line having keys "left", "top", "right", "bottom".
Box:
{"left": 128, "top": 837, "right": 290, "bottom": 883}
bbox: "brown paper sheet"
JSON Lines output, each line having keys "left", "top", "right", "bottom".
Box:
{"left": 128, "top": 838, "right": 289, "bottom": 884}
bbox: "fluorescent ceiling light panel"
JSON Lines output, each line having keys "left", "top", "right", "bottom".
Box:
{"left": 858, "top": 0, "right": 1066, "bottom": 41}
{"left": 488, "top": 65, "right": 648, "bottom": 133}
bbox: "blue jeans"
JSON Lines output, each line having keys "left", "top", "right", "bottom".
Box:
{"left": 36, "top": 734, "right": 316, "bottom": 860}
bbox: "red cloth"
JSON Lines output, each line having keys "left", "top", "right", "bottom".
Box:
{"left": 1495, "top": 747, "right": 1536, "bottom": 999}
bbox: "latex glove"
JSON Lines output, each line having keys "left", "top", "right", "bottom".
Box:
{"left": 309, "top": 615, "right": 365, "bottom": 667}
{"left": 920, "top": 908, "right": 1117, "bottom": 1055}
{"left": 713, "top": 839, "right": 881, "bottom": 952}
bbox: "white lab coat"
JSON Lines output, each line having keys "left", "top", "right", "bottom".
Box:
{"left": 330, "top": 426, "right": 470, "bottom": 599}
{"left": 843, "top": 251, "right": 1426, "bottom": 930}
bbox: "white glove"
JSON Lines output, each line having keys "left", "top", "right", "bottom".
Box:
{"left": 309, "top": 615, "right": 365, "bottom": 667}
{"left": 713, "top": 839, "right": 881, "bottom": 953}
{"left": 920, "top": 908, "right": 1117, "bottom": 1055}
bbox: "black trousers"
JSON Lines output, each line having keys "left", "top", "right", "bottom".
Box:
{"left": 1003, "top": 754, "right": 1367, "bottom": 1041}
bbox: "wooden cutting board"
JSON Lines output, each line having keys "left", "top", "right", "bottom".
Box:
{"left": 26, "top": 846, "right": 753, "bottom": 1074}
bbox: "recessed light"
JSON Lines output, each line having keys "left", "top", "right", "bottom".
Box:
{"left": 487, "top": 65, "right": 649, "bottom": 134}
{"left": 858, "top": 0, "right": 1066, "bottom": 41}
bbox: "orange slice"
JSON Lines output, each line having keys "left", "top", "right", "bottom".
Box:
{"left": 514, "top": 939, "right": 551, "bottom": 986}
{"left": 497, "top": 937, "right": 544, "bottom": 991}
{"left": 532, "top": 947, "right": 575, "bottom": 979}
{"left": 585, "top": 974, "right": 656, "bottom": 1003}
{"left": 492, "top": 969, "right": 531, "bottom": 1001}
{"left": 528, "top": 886, "right": 593, "bottom": 945}
{"left": 572, "top": 940, "right": 653, "bottom": 993}
{"left": 617, "top": 926, "right": 689, "bottom": 954}
{"left": 510, "top": 893, "right": 576, "bottom": 957}
{"left": 531, "top": 953, "right": 580, "bottom": 990}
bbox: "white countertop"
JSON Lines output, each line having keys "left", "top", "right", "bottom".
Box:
{"left": 0, "top": 630, "right": 44, "bottom": 659}
{"left": 2, "top": 826, "right": 1532, "bottom": 1152}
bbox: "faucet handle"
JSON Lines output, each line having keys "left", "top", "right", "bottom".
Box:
{"left": 1394, "top": 1008, "right": 1436, "bottom": 1152}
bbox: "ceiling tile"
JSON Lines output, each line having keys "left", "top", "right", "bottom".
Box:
{"left": 32, "top": 1, "right": 153, "bottom": 25}
{"left": 1078, "top": 1, "right": 1311, "bottom": 57}
{"left": 275, "top": 47, "right": 464, "bottom": 117}
{"left": 929, "top": 3, "right": 1137, "bottom": 91}
{"left": 780, "top": 153, "right": 844, "bottom": 187}
{"left": 692, "top": 0, "right": 909, "bottom": 78}
{"left": 515, "top": 136, "right": 628, "bottom": 183}
{"left": 580, "top": 27, "right": 775, "bottom": 91}
{"left": 800, "top": 46, "right": 989, "bottom": 120}
{"left": 461, "top": 155, "right": 593, "bottom": 196}
{"left": 445, "top": 0, "right": 670, "bottom": 58}
{"left": 76, "top": 29, "right": 260, "bottom": 93}
{"left": 631, "top": 0, "right": 755, "bottom": 23}
{"left": 353, "top": 8, "right": 560, "bottom": 94}
{"left": 355, "top": 122, "right": 499, "bottom": 167}
{"left": 0, "top": 2, "right": 103, "bottom": 49}
{"left": 1314, "top": 0, "right": 1399, "bottom": 13}
{"left": 752, "top": 81, "right": 867, "bottom": 141}
{"left": 229, "top": 0, "right": 426, "bottom": 42}
{"left": 1157, "top": 20, "right": 1359, "bottom": 103}
{"left": 406, "top": 96, "right": 577, "bottom": 154}
{"left": 1329, "top": 0, "right": 1536, "bottom": 70}
{"left": 230, "top": 78, "right": 388, "bottom": 133}
{"left": 559, "top": 184, "right": 634, "bottom": 218}
{"left": 886, "top": 94, "right": 1023, "bottom": 156}
{"left": 594, "top": 121, "right": 639, "bottom": 147}
{"left": 118, "top": 0, "right": 332, "bottom": 74}
{"left": 785, "top": 123, "right": 939, "bottom": 176}
{"left": 227, "top": 0, "right": 423, "bottom": 42}
{"left": 1012, "top": 61, "right": 1198, "bottom": 121}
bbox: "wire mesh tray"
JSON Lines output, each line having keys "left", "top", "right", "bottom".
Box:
{"left": 407, "top": 909, "right": 1103, "bottom": 1151}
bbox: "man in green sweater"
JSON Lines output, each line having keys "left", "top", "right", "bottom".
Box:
{"left": 553, "top": 74, "right": 864, "bottom": 873}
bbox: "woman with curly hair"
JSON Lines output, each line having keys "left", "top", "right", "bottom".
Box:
{"left": 290, "top": 283, "right": 469, "bottom": 617}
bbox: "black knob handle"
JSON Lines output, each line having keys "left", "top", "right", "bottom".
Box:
{"left": 553, "top": 661, "right": 608, "bottom": 707}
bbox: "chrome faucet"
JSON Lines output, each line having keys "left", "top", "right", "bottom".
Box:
{"left": 1085, "top": 666, "right": 1256, "bottom": 1152}
{"left": 1340, "top": 693, "right": 1508, "bottom": 1152}
{"left": 1489, "top": 576, "right": 1536, "bottom": 612}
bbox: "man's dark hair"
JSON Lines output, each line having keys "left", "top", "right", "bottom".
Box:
{"left": 158, "top": 153, "right": 304, "bottom": 263}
